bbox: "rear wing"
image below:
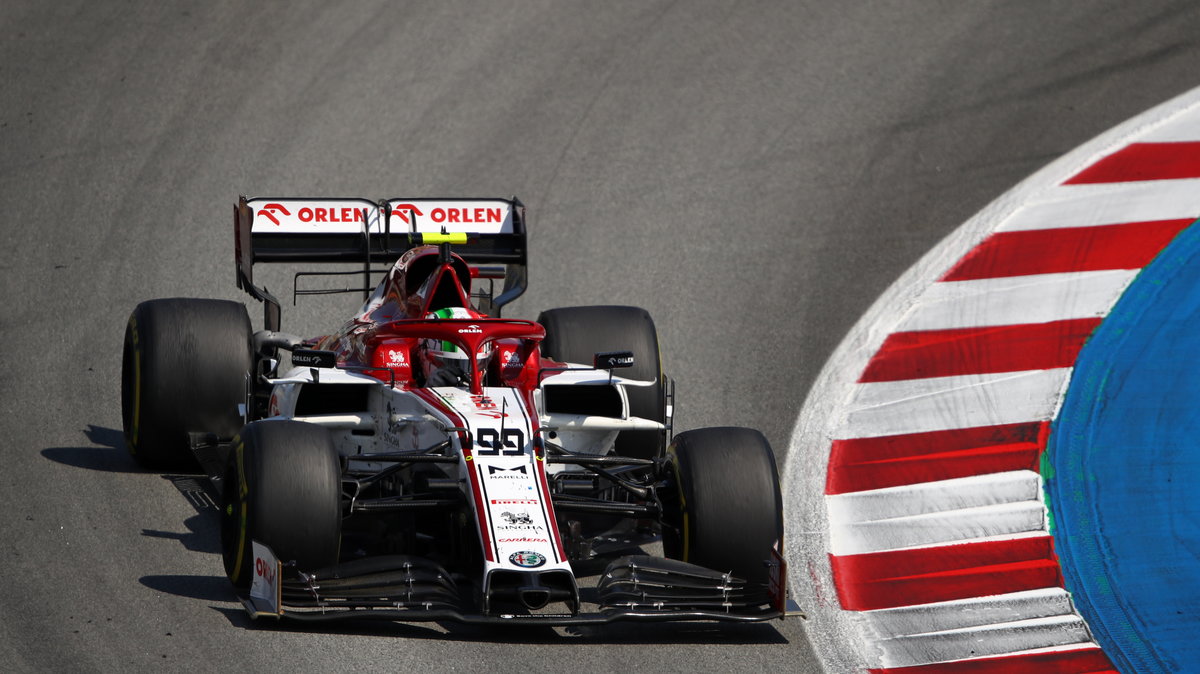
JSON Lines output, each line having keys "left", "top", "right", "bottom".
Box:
{"left": 234, "top": 196, "right": 528, "bottom": 330}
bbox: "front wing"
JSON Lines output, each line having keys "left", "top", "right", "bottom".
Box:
{"left": 242, "top": 542, "right": 795, "bottom": 625}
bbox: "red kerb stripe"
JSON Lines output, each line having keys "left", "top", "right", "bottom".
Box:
{"left": 859, "top": 318, "right": 1100, "bottom": 382}
{"left": 1064, "top": 141, "right": 1200, "bottom": 184}
{"left": 941, "top": 219, "right": 1193, "bottom": 281}
{"left": 826, "top": 422, "right": 1048, "bottom": 494}
{"left": 868, "top": 647, "right": 1115, "bottom": 673}
{"left": 830, "top": 537, "right": 1063, "bottom": 611}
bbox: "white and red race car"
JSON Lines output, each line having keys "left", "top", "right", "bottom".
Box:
{"left": 121, "top": 196, "right": 789, "bottom": 625}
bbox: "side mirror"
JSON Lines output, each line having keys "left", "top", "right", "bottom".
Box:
{"left": 594, "top": 351, "right": 635, "bottom": 370}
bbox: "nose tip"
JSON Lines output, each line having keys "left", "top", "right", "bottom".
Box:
{"left": 518, "top": 586, "right": 551, "bottom": 610}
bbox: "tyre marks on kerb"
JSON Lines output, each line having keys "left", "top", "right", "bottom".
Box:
{"left": 791, "top": 86, "right": 1200, "bottom": 672}
{"left": 840, "top": 369, "right": 1070, "bottom": 440}
{"left": 896, "top": 270, "right": 1138, "bottom": 331}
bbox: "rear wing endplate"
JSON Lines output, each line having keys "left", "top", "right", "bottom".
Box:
{"left": 235, "top": 196, "right": 528, "bottom": 330}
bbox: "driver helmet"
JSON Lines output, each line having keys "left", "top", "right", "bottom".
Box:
{"left": 421, "top": 307, "right": 492, "bottom": 385}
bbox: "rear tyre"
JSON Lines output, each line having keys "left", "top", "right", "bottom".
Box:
{"left": 121, "top": 298, "right": 252, "bottom": 470}
{"left": 661, "top": 427, "right": 783, "bottom": 584}
{"left": 537, "top": 305, "right": 666, "bottom": 458}
{"left": 220, "top": 420, "right": 342, "bottom": 589}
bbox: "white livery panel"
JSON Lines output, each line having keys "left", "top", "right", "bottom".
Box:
{"left": 427, "top": 386, "right": 568, "bottom": 575}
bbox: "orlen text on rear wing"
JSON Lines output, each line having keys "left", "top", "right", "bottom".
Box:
{"left": 235, "top": 196, "right": 528, "bottom": 330}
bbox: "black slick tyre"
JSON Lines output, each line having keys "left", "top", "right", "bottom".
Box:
{"left": 537, "top": 305, "right": 666, "bottom": 458}
{"left": 121, "top": 298, "right": 252, "bottom": 470}
{"left": 221, "top": 420, "right": 342, "bottom": 589}
{"left": 661, "top": 427, "right": 783, "bottom": 584}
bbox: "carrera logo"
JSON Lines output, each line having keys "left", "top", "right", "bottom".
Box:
{"left": 257, "top": 203, "right": 291, "bottom": 226}
{"left": 498, "top": 537, "right": 547, "bottom": 544}
{"left": 491, "top": 498, "right": 538, "bottom": 505}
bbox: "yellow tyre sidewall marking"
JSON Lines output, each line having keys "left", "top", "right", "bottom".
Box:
{"left": 667, "top": 447, "right": 689, "bottom": 562}
{"left": 229, "top": 439, "right": 250, "bottom": 584}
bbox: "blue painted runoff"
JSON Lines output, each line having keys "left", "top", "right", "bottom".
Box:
{"left": 1047, "top": 217, "right": 1200, "bottom": 673}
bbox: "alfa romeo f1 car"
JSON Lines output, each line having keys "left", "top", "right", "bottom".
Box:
{"left": 121, "top": 196, "right": 789, "bottom": 625}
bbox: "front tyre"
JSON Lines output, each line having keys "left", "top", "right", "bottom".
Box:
{"left": 121, "top": 298, "right": 252, "bottom": 470}
{"left": 661, "top": 427, "right": 783, "bottom": 584}
{"left": 220, "top": 420, "right": 342, "bottom": 589}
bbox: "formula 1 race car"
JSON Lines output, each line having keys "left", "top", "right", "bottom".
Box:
{"left": 121, "top": 196, "right": 789, "bottom": 625}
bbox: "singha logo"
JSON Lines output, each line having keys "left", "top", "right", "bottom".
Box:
{"left": 501, "top": 511, "right": 533, "bottom": 525}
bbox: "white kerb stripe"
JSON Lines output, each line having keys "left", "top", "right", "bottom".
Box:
{"left": 877, "top": 615, "right": 1095, "bottom": 669}
{"left": 828, "top": 471, "right": 1041, "bottom": 526}
{"left": 1138, "top": 105, "right": 1200, "bottom": 142}
{"left": 896, "top": 270, "right": 1139, "bottom": 332}
{"left": 829, "top": 499, "right": 1046, "bottom": 556}
{"left": 837, "top": 368, "right": 1072, "bottom": 440}
{"left": 863, "top": 588, "right": 1078, "bottom": 639}
{"left": 999, "top": 179, "right": 1200, "bottom": 232}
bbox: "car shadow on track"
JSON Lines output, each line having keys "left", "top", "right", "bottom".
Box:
{"left": 96, "top": 423, "right": 792, "bottom": 647}
{"left": 41, "top": 424, "right": 143, "bottom": 473}
{"left": 141, "top": 510, "right": 220, "bottom": 554}
{"left": 43, "top": 428, "right": 224, "bottom": 552}
{"left": 196, "top": 604, "right": 789, "bottom": 645}
{"left": 139, "top": 574, "right": 233, "bottom": 603}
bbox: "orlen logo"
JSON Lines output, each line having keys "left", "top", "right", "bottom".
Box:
{"left": 258, "top": 203, "right": 371, "bottom": 225}
{"left": 458, "top": 324, "right": 483, "bottom": 334}
{"left": 257, "top": 203, "right": 291, "bottom": 226}
{"left": 391, "top": 204, "right": 503, "bottom": 225}
{"left": 430, "top": 207, "right": 502, "bottom": 224}
{"left": 296, "top": 206, "right": 366, "bottom": 223}
{"left": 255, "top": 556, "right": 275, "bottom": 584}
{"left": 390, "top": 203, "right": 424, "bottom": 225}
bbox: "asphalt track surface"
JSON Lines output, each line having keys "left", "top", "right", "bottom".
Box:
{"left": 3, "top": 2, "right": 1200, "bottom": 672}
